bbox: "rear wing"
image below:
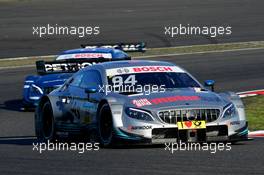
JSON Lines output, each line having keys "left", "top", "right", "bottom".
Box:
{"left": 36, "top": 58, "right": 111, "bottom": 75}
{"left": 80, "top": 42, "right": 146, "bottom": 52}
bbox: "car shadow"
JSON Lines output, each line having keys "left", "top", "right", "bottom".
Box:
{"left": 0, "top": 135, "right": 164, "bottom": 149}
{"left": 0, "top": 136, "right": 36, "bottom": 145}
{"left": 0, "top": 99, "right": 32, "bottom": 112}
{"left": 0, "top": 136, "right": 250, "bottom": 149}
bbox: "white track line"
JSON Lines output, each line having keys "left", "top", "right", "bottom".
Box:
{"left": 136, "top": 47, "right": 264, "bottom": 59}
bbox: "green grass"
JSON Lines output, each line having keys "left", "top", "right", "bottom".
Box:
{"left": 1, "top": 41, "right": 264, "bottom": 68}
{"left": 242, "top": 95, "right": 264, "bottom": 131}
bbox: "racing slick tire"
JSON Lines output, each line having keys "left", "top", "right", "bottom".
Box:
{"left": 35, "top": 100, "right": 56, "bottom": 142}
{"left": 96, "top": 103, "right": 114, "bottom": 147}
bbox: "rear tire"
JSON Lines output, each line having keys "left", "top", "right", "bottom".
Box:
{"left": 35, "top": 100, "right": 56, "bottom": 142}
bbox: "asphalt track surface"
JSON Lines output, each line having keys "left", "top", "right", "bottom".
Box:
{"left": 0, "top": 0, "right": 264, "bottom": 58}
{"left": 0, "top": 49, "right": 264, "bottom": 175}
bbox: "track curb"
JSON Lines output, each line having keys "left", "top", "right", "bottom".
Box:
{"left": 248, "top": 130, "right": 264, "bottom": 137}
{"left": 237, "top": 89, "right": 264, "bottom": 98}
{"left": 238, "top": 90, "right": 264, "bottom": 138}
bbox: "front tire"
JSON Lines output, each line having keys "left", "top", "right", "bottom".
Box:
{"left": 35, "top": 100, "right": 56, "bottom": 142}
{"left": 97, "top": 103, "right": 114, "bottom": 147}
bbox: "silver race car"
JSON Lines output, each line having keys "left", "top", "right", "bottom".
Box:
{"left": 35, "top": 60, "right": 248, "bottom": 146}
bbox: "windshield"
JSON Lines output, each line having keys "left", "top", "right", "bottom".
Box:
{"left": 107, "top": 72, "right": 201, "bottom": 94}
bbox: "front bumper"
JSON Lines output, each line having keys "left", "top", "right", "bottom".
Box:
{"left": 116, "top": 122, "right": 249, "bottom": 144}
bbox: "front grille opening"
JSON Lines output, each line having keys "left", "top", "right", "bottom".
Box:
{"left": 152, "top": 128, "right": 178, "bottom": 139}
{"left": 158, "top": 109, "right": 220, "bottom": 124}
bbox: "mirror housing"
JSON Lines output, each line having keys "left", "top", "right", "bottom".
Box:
{"left": 85, "top": 87, "right": 97, "bottom": 94}
{"left": 204, "top": 80, "right": 215, "bottom": 91}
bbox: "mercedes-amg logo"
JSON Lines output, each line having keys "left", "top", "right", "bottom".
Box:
{"left": 117, "top": 68, "right": 129, "bottom": 74}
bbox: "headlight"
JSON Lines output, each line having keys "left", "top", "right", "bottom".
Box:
{"left": 222, "top": 103, "right": 236, "bottom": 118}
{"left": 125, "top": 108, "right": 153, "bottom": 121}
{"left": 29, "top": 84, "right": 43, "bottom": 99}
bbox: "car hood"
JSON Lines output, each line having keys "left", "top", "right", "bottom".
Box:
{"left": 123, "top": 88, "right": 229, "bottom": 111}
{"left": 34, "top": 73, "right": 72, "bottom": 88}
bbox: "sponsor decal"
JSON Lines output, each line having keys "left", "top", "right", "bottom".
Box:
{"left": 132, "top": 96, "right": 200, "bottom": 107}
{"left": 133, "top": 66, "right": 173, "bottom": 72}
{"left": 177, "top": 120, "right": 206, "bottom": 130}
{"left": 150, "top": 96, "right": 200, "bottom": 105}
{"left": 106, "top": 66, "right": 184, "bottom": 76}
{"left": 56, "top": 53, "right": 112, "bottom": 60}
{"left": 84, "top": 43, "right": 145, "bottom": 52}
{"left": 128, "top": 125, "right": 152, "bottom": 131}
{"left": 74, "top": 53, "right": 111, "bottom": 58}
{"left": 117, "top": 68, "right": 130, "bottom": 74}
{"left": 132, "top": 98, "right": 152, "bottom": 107}
{"left": 45, "top": 62, "right": 92, "bottom": 72}
{"left": 230, "top": 121, "right": 241, "bottom": 125}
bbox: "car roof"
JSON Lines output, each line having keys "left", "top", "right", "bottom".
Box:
{"left": 82, "top": 60, "right": 177, "bottom": 72}
{"left": 101, "top": 60, "right": 175, "bottom": 68}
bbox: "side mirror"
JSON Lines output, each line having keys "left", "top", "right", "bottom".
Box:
{"left": 204, "top": 80, "right": 215, "bottom": 91}
{"left": 85, "top": 87, "right": 97, "bottom": 94}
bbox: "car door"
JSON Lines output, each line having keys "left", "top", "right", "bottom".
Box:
{"left": 56, "top": 73, "right": 83, "bottom": 126}
{"left": 78, "top": 70, "right": 103, "bottom": 127}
